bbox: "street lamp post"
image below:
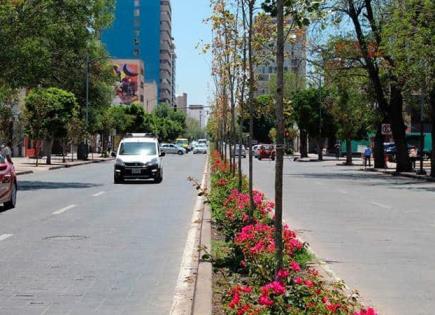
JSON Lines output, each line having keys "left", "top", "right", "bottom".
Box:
{"left": 417, "top": 94, "right": 426, "bottom": 175}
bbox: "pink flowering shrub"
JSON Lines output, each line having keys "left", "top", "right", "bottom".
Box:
{"left": 209, "top": 151, "right": 378, "bottom": 315}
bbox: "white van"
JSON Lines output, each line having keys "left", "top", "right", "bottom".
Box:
{"left": 114, "top": 134, "right": 165, "bottom": 184}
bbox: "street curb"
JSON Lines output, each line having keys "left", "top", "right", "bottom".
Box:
{"left": 366, "top": 168, "right": 435, "bottom": 182}
{"left": 16, "top": 170, "right": 34, "bottom": 176}
{"left": 15, "top": 159, "right": 112, "bottom": 175}
{"left": 170, "top": 158, "right": 209, "bottom": 315}
{"left": 192, "top": 186, "right": 212, "bottom": 315}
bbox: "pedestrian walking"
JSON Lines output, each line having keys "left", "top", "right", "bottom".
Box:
{"left": 335, "top": 143, "right": 341, "bottom": 160}
{"left": 1, "top": 142, "right": 13, "bottom": 164}
{"left": 363, "top": 146, "right": 372, "bottom": 168}
{"left": 409, "top": 146, "right": 417, "bottom": 169}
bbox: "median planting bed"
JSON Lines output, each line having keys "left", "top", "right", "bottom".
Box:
{"left": 208, "top": 151, "right": 378, "bottom": 315}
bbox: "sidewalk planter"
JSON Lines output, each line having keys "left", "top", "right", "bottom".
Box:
{"left": 208, "top": 150, "right": 378, "bottom": 315}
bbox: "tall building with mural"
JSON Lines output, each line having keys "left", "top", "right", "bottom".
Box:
{"left": 101, "top": 0, "right": 176, "bottom": 107}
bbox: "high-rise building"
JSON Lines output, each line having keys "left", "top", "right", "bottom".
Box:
{"left": 101, "top": 0, "right": 175, "bottom": 106}
{"left": 176, "top": 93, "right": 188, "bottom": 112}
{"left": 254, "top": 22, "right": 306, "bottom": 96}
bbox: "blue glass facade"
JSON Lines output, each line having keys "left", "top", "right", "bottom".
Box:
{"left": 101, "top": 0, "right": 161, "bottom": 95}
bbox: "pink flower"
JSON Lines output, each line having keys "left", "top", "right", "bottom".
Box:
{"left": 304, "top": 280, "right": 314, "bottom": 288}
{"left": 228, "top": 292, "right": 240, "bottom": 308}
{"left": 354, "top": 308, "right": 378, "bottom": 315}
{"left": 277, "top": 269, "right": 289, "bottom": 279}
{"left": 294, "top": 277, "right": 303, "bottom": 285}
{"left": 269, "top": 281, "right": 286, "bottom": 295}
{"left": 326, "top": 303, "right": 341, "bottom": 312}
{"left": 290, "top": 261, "right": 301, "bottom": 272}
{"left": 258, "top": 295, "right": 274, "bottom": 306}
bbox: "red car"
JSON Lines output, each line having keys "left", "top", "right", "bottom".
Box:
{"left": 0, "top": 154, "right": 17, "bottom": 209}
{"left": 258, "top": 145, "right": 276, "bottom": 161}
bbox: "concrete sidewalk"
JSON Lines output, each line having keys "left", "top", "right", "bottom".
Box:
{"left": 12, "top": 154, "right": 113, "bottom": 175}
{"left": 293, "top": 153, "right": 434, "bottom": 182}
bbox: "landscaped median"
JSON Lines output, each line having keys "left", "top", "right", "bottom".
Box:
{"left": 206, "top": 150, "right": 377, "bottom": 315}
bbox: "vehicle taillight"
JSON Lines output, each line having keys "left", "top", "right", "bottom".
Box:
{"left": 0, "top": 164, "right": 7, "bottom": 171}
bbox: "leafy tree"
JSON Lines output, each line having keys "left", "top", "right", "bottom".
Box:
{"left": 24, "top": 87, "right": 80, "bottom": 165}
{"left": 382, "top": 0, "right": 435, "bottom": 176}
{"left": 292, "top": 87, "right": 336, "bottom": 158}
{"left": 184, "top": 117, "right": 207, "bottom": 140}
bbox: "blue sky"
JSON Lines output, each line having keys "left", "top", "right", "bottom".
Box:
{"left": 172, "top": 0, "right": 212, "bottom": 107}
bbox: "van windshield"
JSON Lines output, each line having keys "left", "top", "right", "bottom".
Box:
{"left": 119, "top": 142, "right": 157, "bottom": 156}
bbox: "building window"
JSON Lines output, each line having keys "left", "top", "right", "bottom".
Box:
{"left": 134, "top": 0, "right": 140, "bottom": 7}
{"left": 134, "top": 8, "right": 140, "bottom": 16}
{"left": 140, "top": 95, "right": 144, "bottom": 102}
{"left": 133, "top": 48, "right": 140, "bottom": 56}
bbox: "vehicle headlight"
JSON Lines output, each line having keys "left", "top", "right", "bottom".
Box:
{"left": 115, "top": 158, "right": 125, "bottom": 166}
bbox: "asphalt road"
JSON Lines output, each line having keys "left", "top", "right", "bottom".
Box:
{"left": 244, "top": 156, "right": 435, "bottom": 315}
{"left": 0, "top": 154, "right": 206, "bottom": 315}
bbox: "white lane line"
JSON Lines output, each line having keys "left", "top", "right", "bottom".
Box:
{"left": 370, "top": 201, "right": 392, "bottom": 209}
{"left": 52, "top": 204, "right": 77, "bottom": 215}
{"left": 338, "top": 189, "right": 348, "bottom": 194}
{"left": 92, "top": 191, "right": 106, "bottom": 197}
{"left": 170, "top": 157, "right": 208, "bottom": 314}
{"left": 0, "top": 234, "right": 13, "bottom": 241}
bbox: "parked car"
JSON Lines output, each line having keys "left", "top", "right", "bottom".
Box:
{"left": 258, "top": 145, "right": 276, "bottom": 160}
{"left": 253, "top": 144, "right": 262, "bottom": 158}
{"left": 193, "top": 144, "right": 208, "bottom": 154}
{"left": 114, "top": 134, "right": 165, "bottom": 184}
{"left": 160, "top": 143, "right": 186, "bottom": 155}
{"left": 234, "top": 145, "right": 246, "bottom": 158}
{"left": 0, "top": 154, "right": 17, "bottom": 209}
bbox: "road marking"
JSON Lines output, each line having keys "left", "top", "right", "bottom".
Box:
{"left": 370, "top": 201, "right": 392, "bottom": 209}
{"left": 338, "top": 189, "right": 348, "bottom": 194}
{"left": 0, "top": 234, "right": 13, "bottom": 241}
{"left": 52, "top": 204, "right": 76, "bottom": 215}
{"left": 92, "top": 191, "right": 105, "bottom": 197}
{"left": 170, "top": 157, "right": 208, "bottom": 314}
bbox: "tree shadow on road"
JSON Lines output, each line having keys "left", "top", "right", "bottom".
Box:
{"left": 18, "top": 181, "right": 102, "bottom": 191}
{"left": 284, "top": 171, "right": 435, "bottom": 192}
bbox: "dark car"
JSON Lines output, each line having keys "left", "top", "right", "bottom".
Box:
{"left": 0, "top": 154, "right": 17, "bottom": 209}
{"left": 258, "top": 145, "right": 276, "bottom": 160}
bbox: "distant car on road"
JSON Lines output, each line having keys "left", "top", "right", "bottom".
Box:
{"left": 0, "top": 154, "right": 17, "bottom": 209}
{"left": 258, "top": 144, "right": 276, "bottom": 160}
{"left": 234, "top": 145, "right": 246, "bottom": 158}
{"left": 193, "top": 144, "right": 208, "bottom": 154}
{"left": 175, "top": 138, "right": 191, "bottom": 153}
{"left": 114, "top": 134, "right": 165, "bottom": 184}
{"left": 198, "top": 139, "right": 208, "bottom": 145}
{"left": 160, "top": 143, "right": 186, "bottom": 155}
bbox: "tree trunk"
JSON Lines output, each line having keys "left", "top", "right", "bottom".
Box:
{"left": 374, "top": 125, "right": 385, "bottom": 168}
{"left": 389, "top": 82, "right": 411, "bottom": 172}
{"left": 300, "top": 130, "right": 308, "bottom": 158}
{"left": 430, "top": 87, "right": 435, "bottom": 177}
{"left": 274, "top": 0, "right": 284, "bottom": 273}
{"left": 45, "top": 138, "right": 54, "bottom": 165}
{"left": 247, "top": 2, "right": 255, "bottom": 218}
{"left": 345, "top": 138, "right": 353, "bottom": 165}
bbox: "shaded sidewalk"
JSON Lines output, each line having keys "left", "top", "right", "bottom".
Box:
{"left": 12, "top": 154, "right": 113, "bottom": 176}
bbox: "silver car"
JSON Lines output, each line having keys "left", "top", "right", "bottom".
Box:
{"left": 160, "top": 143, "right": 186, "bottom": 155}
{"left": 193, "top": 144, "right": 207, "bottom": 154}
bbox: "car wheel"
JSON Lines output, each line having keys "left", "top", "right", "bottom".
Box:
{"left": 4, "top": 181, "right": 17, "bottom": 209}
{"left": 178, "top": 150, "right": 184, "bottom": 155}
{"left": 154, "top": 170, "right": 163, "bottom": 184}
{"left": 114, "top": 175, "right": 123, "bottom": 184}
{"left": 271, "top": 157, "right": 275, "bottom": 161}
